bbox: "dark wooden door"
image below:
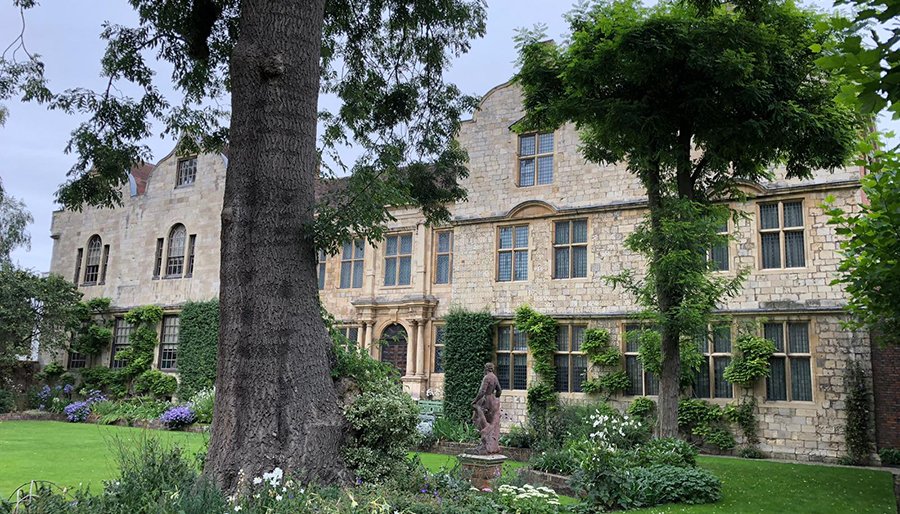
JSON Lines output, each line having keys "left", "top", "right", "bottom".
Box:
{"left": 380, "top": 323, "right": 408, "bottom": 376}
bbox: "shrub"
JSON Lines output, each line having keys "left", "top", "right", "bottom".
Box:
{"left": 134, "top": 370, "right": 178, "bottom": 397}
{"left": 442, "top": 308, "right": 495, "bottom": 424}
{"left": 432, "top": 417, "right": 479, "bottom": 443}
{"left": 879, "top": 448, "right": 900, "bottom": 466}
{"left": 0, "top": 388, "right": 16, "bottom": 413}
{"left": 531, "top": 448, "right": 578, "bottom": 475}
{"left": 496, "top": 484, "right": 560, "bottom": 514}
{"left": 176, "top": 300, "right": 220, "bottom": 399}
{"left": 36, "top": 362, "right": 65, "bottom": 382}
{"left": 63, "top": 390, "right": 106, "bottom": 423}
{"left": 627, "top": 397, "right": 656, "bottom": 418}
{"left": 845, "top": 360, "right": 873, "bottom": 465}
{"left": 78, "top": 366, "right": 118, "bottom": 392}
{"left": 630, "top": 437, "right": 698, "bottom": 468}
{"left": 342, "top": 377, "right": 420, "bottom": 483}
{"left": 724, "top": 397, "right": 759, "bottom": 446}
{"left": 628, "top": 465, "right": 722, "bottom": 507}
{"left": 190, "top": 387, "right": 215, "bottom": 424}
{"left": 739, "top": 446, "right": 766, "bottom": 459}
{"left": 500, "top": 423, "right": 534, "bottom": 449}
{"left": 160, "top": 405, "right": 197, "bottom": 430}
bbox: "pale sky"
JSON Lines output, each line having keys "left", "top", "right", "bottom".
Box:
{"left": 0, "top": 0, "right": 881, "bottom": 272}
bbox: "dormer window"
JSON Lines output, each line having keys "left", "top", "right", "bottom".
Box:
{"left": 176, "top": 157, "right": 197, "bottom": 187}
{"left": 518, "top": 133, "right": 554, "bottom": 186}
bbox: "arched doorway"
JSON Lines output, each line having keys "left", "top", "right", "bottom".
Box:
{"left": 380, "top": 323, "right": 408, "bottom": 376}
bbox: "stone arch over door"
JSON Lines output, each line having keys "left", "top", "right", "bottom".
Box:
{"left": 380, "top": 323, "right": 408, "bottom": 376}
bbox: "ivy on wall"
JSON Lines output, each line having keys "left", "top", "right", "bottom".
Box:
{"left": 723, "top": 335, "right": 776, "bottom": 386}
{"left": 515, "top": 305, "right": 558, "bottom": 415}
{"left": 176, "top": 299, "right": 220, "bottom": 399}
{"left": 581, "top": 327, "right": 630, "bottom": 398}
{"left": 442, "top": 307, "right": 496, "bottom": 424}
{"left": 70, "top": 298, "right": 114, "bottom": 358}
{"left": 637, "top": 330, "right": 703, "bottom": 390}
{"left": 843, "top": 360, "right": 873, "bottom": 465}
{"left": 116, "top": 306, "right": 164, "bottom": 386}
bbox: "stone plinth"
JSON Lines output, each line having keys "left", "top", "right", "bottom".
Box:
{"left": 458, "top": 453, "right": 507, "bottom": 489}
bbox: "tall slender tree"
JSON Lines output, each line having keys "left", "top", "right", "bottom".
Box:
{"left": 0, "top": 0, "right": 485, "bottom": 489}
{"left": 513, "top": 0, "right": 859, "bottom": 436}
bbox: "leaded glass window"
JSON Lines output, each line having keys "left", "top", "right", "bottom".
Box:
{"left": 554, "top": 325, "right": 588, "bottom": 393}
{"left": 498, "top": 225, "right": 529, "bottom": 282}
{"left": 317, "top": 250, "right": 327, "bottom": 290}
{"left": 176, "top": 157, "right": 197, "bottom": 187}
{"left": 693, "top": 325, "right": 733, "bottom": 398}
{"left": 435, "top": 231, "right": 453, "bottom": 284}
{"left": 434, "top": 325, "right": 446, "bottom": 373}
{"left": 554, "top": 220, "right": 589, "bottom": 279}
{"left": 384, "top": 234, "right": 413, "bottom": 286}
{"left": 497, "top": 326, "right": 528, "bottom": 390}
{"left": 759, "top": 201, "right": 805, "bottom": 269}
{"left": 339, "top": 239, "right": 365, "bottom": 289}
{"left": 110, "top": 318, "right": 133, "bottom": 369}
{"left": 83, "top": 236, "right": 102, "bottom": 284}
{"left": 166, "top": 224, "right": 186, "bottom": 277}
{"left": 710, "top": 222, "right": 729, "bottom": 271}
{"left": 158, "top": 315, "right": 179, "bottom": 371}
{"left": 765, "top": 321, "right": 813, "bottom": 402}
{"left": 518, "top": 133, "right": 554, "bottom": 186}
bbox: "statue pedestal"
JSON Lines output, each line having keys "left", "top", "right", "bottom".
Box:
{"left": 458, "top": 453, "right": 507, "bottom": 489}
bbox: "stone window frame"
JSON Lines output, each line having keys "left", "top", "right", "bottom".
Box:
{"left": 554, "top": 323, "right": 589, "bottom": 393}
{"left": 621, "top": 323, "right": 659, "bottom": 397}
{"left": 110, "top": 317, "right": 134, "bottom": 369}
{"left": 153, "top": 238, "right": 164, "bottom": 279}
{"left": 692, "top": 324, "right": 735, "bottom": 400}
{"left": 186, "top": 234, "right": 197, "bottom": 277}
{"left": 763, "top": 319, "right": 815, "bottom": 404}
{"left": 496, "top": 223, "right": 530, "bottom": 282}
{"left": 496, "top": 324, "right": 529, "bottom": 391}
{"left": 709, "top": 219, "right": 730, "bottom": 272}
{"left": 516, "top": 132, "right": 555, "bottom": 187}
{"left": 433, "top": 323, "right": 446, "bottom": 374}
{"left": 74, "top": 248, "right": 83, "bottom": 284}
{"left": 383, "top": 233, "right": 413, "bottom": 287}
{"left": 82, "top": 235, "right": 103, "bottom": 285}
{"left": 317, "top": 249, "right": 327, "bottom": 290}
{"left": 339, "top": 239, "right": 365, "bottom": 289}
{"left": 758, "top": 198, "right": 808, "bottom": 271}
{"left": 158, "top": 314, "right": 179, "bottom": 371}
{"left": 165, "top": 224, "right": 188, "bottom": 278}
{"left": 175, "top": 156, "right": 198, "bottom": 188}
{"left": 552, "top": 218, "right": 590, "bottom": 280}
{"left": 99, "top": 244, "right": 110, "bottom": 284}
{"left": 67, "top": 350, "right": 87, "bottom": 370}
{"left": 433, "top": 230, "right": 453, "bottom": 285}
{"left": 337, "top": 324, "right": 359, "bottom": 349}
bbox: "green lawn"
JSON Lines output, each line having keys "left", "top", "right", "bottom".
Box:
{"left": 0, "top": 421, "right": 896, "bottom": 514}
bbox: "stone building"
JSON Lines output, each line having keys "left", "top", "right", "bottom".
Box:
{"left": 46, "top": 82, "right": 883, "bottom": 462}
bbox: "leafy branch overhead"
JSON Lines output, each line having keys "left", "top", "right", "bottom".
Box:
{"left": 0, "top": 0, "right": 486, "bottom": 251}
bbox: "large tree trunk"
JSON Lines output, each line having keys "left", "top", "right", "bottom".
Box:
{"left": 206, "top": 0, "right": 348, "bottom": 491}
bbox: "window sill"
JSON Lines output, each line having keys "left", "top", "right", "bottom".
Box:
{"left": 381, "top": 285, "right": 413, "bottom": 290}
{"left": 80, "top": 282, "right": 98, "bottom": 287}
{"left": 551, "top": 276, "right": 591, "bottom": 281}
{"left": 760, "top": 400, "right": 816, "bottom": 407}
{"left": 516, "top": 183, "right": 554, "bottom": 189}
{"left": 174, "top": 183, "right": 195, "bottom": 190}
{"left": 162, "top": 275, "right": 183, "bottom": 280}
{"left": 754, "top": 266, "right": 811, "bottom": 274}
{"left": 495, "top": 280, "right": 530, "bottom": 284}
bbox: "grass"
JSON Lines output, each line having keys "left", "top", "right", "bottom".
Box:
{"left": 0, "top": 421, "right": 896, "bottom": 513}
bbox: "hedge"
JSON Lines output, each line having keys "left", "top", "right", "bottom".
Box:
{"left": 176, "top": 299, "right": 220, "bottom": 399}
{"left": 442, "top": 307, "right": 496, "bottom": 424}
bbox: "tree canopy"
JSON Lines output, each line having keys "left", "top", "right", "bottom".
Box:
{"left": 513, "top": 0, "right": 860, "bottom": 436}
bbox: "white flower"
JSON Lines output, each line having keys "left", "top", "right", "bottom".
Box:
{"left": 234, "top": 507, "right": 242, "bottom": 512}
{"left": 275, "top": 495, "right": 283, "bottom": 501}
{"left": 252, "top": 477, "right": 263, "bottom": 485}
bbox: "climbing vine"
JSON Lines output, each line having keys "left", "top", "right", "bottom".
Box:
{"left": 515, "top": 305, "right": 557, "bottom": 415}
{"left": 69, "top": 298, "right": 113, "bottom": 359}
{"left": 843, "top": 360, "right": 873, "bottom": 465}
{"left": 637, "top": 329, "right": 704, "bottom": 390}
{"left": 723, "top": 335, "right": 776, "bottom": 386}
{"left": 115, "top": 306, "right": 164, "bottom": 391}
{"left": 443, "top": 307, "right": 496, "bottom": 424}
{"left": 580, "top": 327, "right": 629, "bottom": 398}
{"left": 724, "top": 397, "right": 764, "bottom": 458}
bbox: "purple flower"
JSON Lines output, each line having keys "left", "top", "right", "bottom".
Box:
{"left": 63, "top": 384, "right": 75, "bottom": 394}
{"left": 39, "top": 404, "right": 45, "bottom": 410}
{"left": 64, "top": 401, "right": 92, "bottom": 423}
{"left": 159, "top": 405, "right": 197, "bottom": 430}
{"left": 55, "top": 385, "right": 62, "bottom": 391}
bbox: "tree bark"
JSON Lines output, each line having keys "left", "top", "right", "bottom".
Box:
{"left": 206, "top": 0, "right": 349, "bottom": 491}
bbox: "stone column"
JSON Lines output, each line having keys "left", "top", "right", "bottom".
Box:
{"left": 357, "top": 321, "right": 366, "bottom": 349}
{"left": 365, "top": 321, "right": 374, "bottom": 357}
{"left": 416, "top": 319, "right": 426, "bottom": 377}
{"left": 405, "top": 320, "right": 417, "bottom": 377}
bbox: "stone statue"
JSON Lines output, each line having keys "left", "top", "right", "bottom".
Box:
{"left": 471, "top": 362, "right": 502, "bottom": 454}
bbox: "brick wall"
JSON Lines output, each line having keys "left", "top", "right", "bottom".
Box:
{"left": 872, "top": 333, "right": 900, "bottom": 449}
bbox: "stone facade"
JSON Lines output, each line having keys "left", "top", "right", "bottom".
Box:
{"left": 45, "top": 82, "right": 872, "bottom": 462}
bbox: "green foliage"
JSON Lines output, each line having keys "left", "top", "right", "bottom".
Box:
{"left": 515, "top": 305, "right": 557, "bottom": 380}
{"left": 59, "top": 373, "right": 77, "bottom": 386}
{"left": 175, "top": 300, "right": 220, "bottom": 399}
{"left": 705, "top": 427, "right": 736, "bottom": 452}
{"left": 626, "top": 465, "right": 722, "bottom": 508}
{"left": 581, "top": 370, "right": 631, "bottom": 397}
{"left": 825, "top": 135, "right": 900, "bottom": 345}
{"left": 637, "top": 329, "right": 704, "bottom": 390}
{"left": 513, "top": 0, "right": 859, "bottom": 436}
{"left": 431, "top": 417, "right": 478, "bottom": 443}
{"left": 91, "top": 397, "right": 171, "bottom": 425}
{"left": 531, "top": 448, "right": 579, "bottom": 476}
{"left": 78, "top": 366, "right": 118, "bottom": 393}
{"left": 526, "top": 381, "right": 557, "bottom": 416}
{"left": 724, "top": 397, "right": 760, "bottom": 447}
{"left": 0, "top": 388, "right": 15, "bottom": 413}
{"left": 723, "top": 335, "right": 776, "bottom": 386}
{"left": 845, "top": 360, "right": 873, "bottom": 465}
{"left": 442, "top": 307, "right": 495, "bottom": 424}
{"left": 627, "top": 397, "right": 656, "bottom": 418}
{"left": 343, "top": 377, "right": 420, "bottom": 483}
{"left": 678, "top": 397, "right": 734, "bottom": 451}
{"left": 189, "top": 387, "right": 215, "bottom": 424}
{"left": 133, "top": 370, "right": 178, "bottom": 398}
{"left": 36, "top": 362, "right": 65, "bottom": 382}
{"left": 582, "top": 328, "right": 615, "bottom": 363}
{"left": 115, "top": 306, "right": 163, "bottom": 385}
{"left": 879, "top": 448, "right": 900, "bottom": 466}
{"left": 0, "top": 194, "right": 33, "bottom": 262}
{"left": 0, "top": 264, "right": 82, "bottom": 381}
{"left": 629, "top": 437, "right": 698, "bottom": 468}
{"left": 70, "top": 297, "right": 113, "bottom": 357}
